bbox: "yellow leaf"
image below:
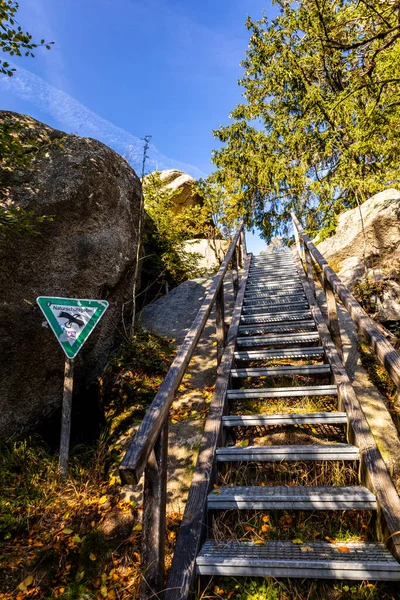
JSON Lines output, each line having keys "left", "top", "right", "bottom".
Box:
{"left": 133, "top": 523, "right": 142, "bottom": 531}
{"left": 239, "top": 439, "right": 249, "bottom": 447}
{"left": 62, "top": 528, "right": 73, "bottom": 534}
{"left": 89, "top": 553, "right": 97, "bottom": 561}
{"left": 301, "top": 545, "right": 313, "bottom": 551}
{"left": 262, "top": 515, "right": 270, "bottom": 523}
{"left": 292, "top": 539, "right": 303, "bottom": 544}
{"left": 254, "top": 540, "right": 266, "bottom": 545}
{"left": 18, "top": 575, "right": 33, "bottom": 591}
{"left": 101, "top": 585, "right": 108, "bottom": 598}
{"left": 98, "top": 496, "right": 108, "bottom": 505}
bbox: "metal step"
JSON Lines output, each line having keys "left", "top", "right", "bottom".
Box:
{"left": 249, "top": 270, "right": 298, "bottom": 276}
{"left": 238, "top": 321, "right": 315, "bottom": 335}
{"left": 216, "top": 444, "right": 360, "bottom": 462}
{"left": 222, "top": 412, "right": 346, "bottom": 427}
{"left": 196, "top": 540, "right": 400, "bottom": 580}
{"left": 234, "top": 347, "right": 325, "bottom": 361}
{"left": 207, "top": 485, "right": 377, "bottom": 510}
{"left": 245, "top": 290, "right": 304, "bottom": 297}
{"left": 240, "top": 311, "right": 312, "bottom": 324}
{"left": 247, "top": 280, "right": 302, "bottom": 288}
{"left": 227, "top": 384, "right": 337, "bottom": 400}
{"left": 244, "top": 295, "right": 306, "bottom": 306}
{"left": 242, "top": 303, "right": 309, "bottom": 314}
{"left": 237, "top": 332, "right": 320, "bottom": 347}
{"left": 248, "top": 276, "right": 299, "bottom": 283}
{"left": 245, "top": 289, "right": 304, "bottom": 297}
{"left": 230, "top": 364, "right": 331, "bottom": 377}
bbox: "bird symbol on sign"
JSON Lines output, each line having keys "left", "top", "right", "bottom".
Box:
{"left": 58, "top": 311, "right": 85, "bottom": 329}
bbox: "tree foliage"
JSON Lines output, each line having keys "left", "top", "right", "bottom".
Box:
{"left": 210, "top": 0, "right": 400, "bottom": 242}
{"left": 0, "top": 1, "right": 53, "bottom": 236}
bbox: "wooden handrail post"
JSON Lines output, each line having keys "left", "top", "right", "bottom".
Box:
{"left": 140, "top": 420, "right": 168, "bottom": 599}
{"left": 237, "top": 239, "right": 243, "bottom": 269}
{"left": 323, "top": 275, "right": 344, "bottom": 361}
{"left": 304, "top": 246, "right": 316, "bottom": 300}
{"left": 231, "top": 246, "right": 239, "bottom": 299}
{"left": 215, "top": 284, "right": 226, "bottom": 365}
{"left": 292, "top": 219, "right": 305, "bottom": 265}
{"left": 240, "top": 229, "right": 247, "bottom": 264}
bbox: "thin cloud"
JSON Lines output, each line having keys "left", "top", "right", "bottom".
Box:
{"left": 0, "top": 66, "right": 205, "bottom": 178}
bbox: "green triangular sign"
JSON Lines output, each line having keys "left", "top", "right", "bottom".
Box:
{"left": 37, "top": 296, "right": 109, "bottom": 359}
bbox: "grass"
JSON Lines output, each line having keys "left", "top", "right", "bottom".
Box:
{"left": 210, "top": 509, "right": 374, "bottom": 544}
{"left": 231, "top": 396, "right": 337, "bottom": 417}
{"left": 198, "top": 576, "right": 399, "bottom": 600}
{"left": 0, "top": 328, "right": 177, "bottom": 600}
{"left": 217, "top": 460, "right": 359, "bottom": 489}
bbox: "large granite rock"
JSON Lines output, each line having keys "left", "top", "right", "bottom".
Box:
{"left": 316, "top": 188, "right": 400, "bottom": 321}
{"left": 157, "top": 169, "right": 202, "bottom": 214}
{"left": 183, "top": 239, "right": 230, "bottom": 271}
{"left": 317, "top": 189, "right": 400, "bottom": 268}
{"left": 0, "top": 111, "right": 142, "bottom": 442}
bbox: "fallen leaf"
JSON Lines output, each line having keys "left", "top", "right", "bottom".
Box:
{"left": 101, "top": 585, "right": 108, "bottom": 597}
{"left": 89, "top": 553, "right": 97, "bottom": 561}
{"left": 301, "top": 545, "right": 313, "bottom": 551}
{"left": 254, "top": 540, "right": 266, "bottom": 545}
{"left": 262, "top": 515, "right": 270, "bottom": 523}
{"left": 98, "top": 496, "right": 108, "bottom": 505}
{"left": 62, "top": 528, "right": 73, "bottom": 535}
{"left": 18, "top": 575, "right": 33, "bottom": 591}
{"left": 133, "top": 523, "right": 142, "bottom": 531}
{"left": 336, "top": 546, "right": 350, "bottom": 553}
{"left": 292, "top": 539, "right": 303, "bottom": 544}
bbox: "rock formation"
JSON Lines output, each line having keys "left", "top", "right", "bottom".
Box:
{"left": 0, "top": 111, "right": 142, "bottom": 442}
{"left": 154, "top": 169, "right": 203, "bottom": 214}
{"left": 317, "top": 188, "right": 400, "bottom": 268}
{"left": 316, "top": 188, "right": 400, "bottom": 321}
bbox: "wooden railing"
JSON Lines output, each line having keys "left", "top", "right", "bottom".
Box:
{"left": 291, "top": 212, "right": 400, "bottom": 391}
{"left": 119, "top": 226, "right": 246, "bottom": 599}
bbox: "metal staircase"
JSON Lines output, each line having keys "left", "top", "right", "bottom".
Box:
{"left": 194, "top": 251, "right": 400, "bottom": 582}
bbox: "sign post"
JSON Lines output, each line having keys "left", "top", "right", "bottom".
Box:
{"left": 60, "top": 357, "right": 74, "bottom": 478}
{"left": 37, "top": 297, "right": 109, "bottom": 478}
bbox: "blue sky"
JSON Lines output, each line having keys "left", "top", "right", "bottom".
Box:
{"left": 0, "top": 0, "right": 278, "bottom": 252}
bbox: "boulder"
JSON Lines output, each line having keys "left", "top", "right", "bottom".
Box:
{"left": 0, "top": 111, "right": 142, "bottom": 443}
{"left": 157, "top": 169, "right": 203, "bottom": 214}
{"left": 337, "top": 257, "right": 366, "bottom": 288}
{"left": 316, "top": 189, "right": 400, "bottom": 321}
{"left": 183, "top": 239, "right": 230, "bottom": 271}
{"left": 317, "top": 188, "right": 400, "bottom": 269}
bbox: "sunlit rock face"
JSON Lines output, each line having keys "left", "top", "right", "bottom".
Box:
{"left": 316, "top": 188, "right": 400, "bottom": 321}
{"left": 150, "top": 168, "right": 203, "bottom": 214}
{"left": 317, "top": 188, "right": 400, "bottom": 268}
{"left": 0, "top": 111, "right": 142, "bottom": 442}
